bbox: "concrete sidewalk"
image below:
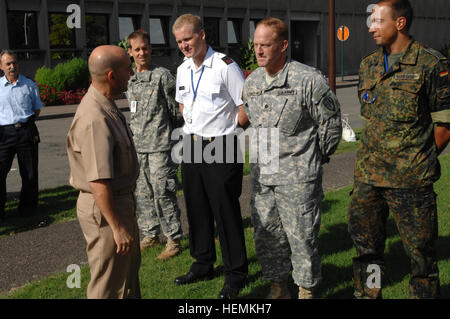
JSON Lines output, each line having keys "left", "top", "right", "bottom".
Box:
{"left": 36, "top": 98, "right": 131, "bottom": 121}
{"left": 36, "top": 75, "right": 359, "bottom": 121}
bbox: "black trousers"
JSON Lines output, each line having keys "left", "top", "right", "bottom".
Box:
{"left": 0, "top": 121, "right": 40, "bottom": 217}
{"left": 181, "top": 134, "right": 248, "bottom": 287}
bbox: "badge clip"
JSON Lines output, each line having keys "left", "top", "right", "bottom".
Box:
{"left": 363, "top": 90, "right": 377, "bottom": 104}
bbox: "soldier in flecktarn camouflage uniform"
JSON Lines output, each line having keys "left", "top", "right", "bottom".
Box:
{"left": 126, "top": 31, "right": 184, "bottom": 260}
{"left": 349, "top": 0, "right": 450, "bottom": 299}
{"left": 242, "top": 18, "right": 342, "bottom": 299}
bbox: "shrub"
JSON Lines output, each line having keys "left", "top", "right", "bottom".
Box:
{"left": 239, "top": 39, "right": 258, "bottom": 72}
{"left": 242, "top": 70, "right": 252, "bottom": 79}
{"left": 36, "top": 83, "right": 59, "bottom": 106}
{"left": 117, "top": 36, "right": 129, "bottom": 51}
{"left": 36, "top": 83, "right": 87, "bottom": 106}
{"left": 61, "top": 57, "right": 90, "bottom": 90}
{"left": 58, "top": 88, "right": 88, "bottom": 105}
{"left": 34, "top": 57, "right": 89, "bottom": 105}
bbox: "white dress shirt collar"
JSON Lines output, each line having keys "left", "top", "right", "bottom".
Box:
{"left": 187, "top": 46, "right": 215, "bottom": 71}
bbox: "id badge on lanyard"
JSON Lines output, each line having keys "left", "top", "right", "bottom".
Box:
{"left": 130, "top": 101, "right": 137, "bottom": 113}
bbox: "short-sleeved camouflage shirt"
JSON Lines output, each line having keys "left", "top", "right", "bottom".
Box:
{"left": 126, "top": 65, "right": 182, "bottom": 153}
{"left": 355, "top": 39, "right": 450, "bottom": 188}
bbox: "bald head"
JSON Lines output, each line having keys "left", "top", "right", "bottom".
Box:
{"left": 88, "top": 45, "right": 129, "bottom": 83}
{"left": 88, "top": 45, "right": 133, "bottom": 99}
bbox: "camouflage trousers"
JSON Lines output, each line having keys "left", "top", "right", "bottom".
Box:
{"left": 348, "top": 181, "right": 440, "bottom": 299}
{"left": 135, "top": 151, "right": 182, "bottom": 240}
{"left": 251, "top": 178, "right": 323, "bottom": 288}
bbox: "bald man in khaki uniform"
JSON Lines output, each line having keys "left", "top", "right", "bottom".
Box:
{"left": 67, "top": 45, "right": 141, "bottom": 299}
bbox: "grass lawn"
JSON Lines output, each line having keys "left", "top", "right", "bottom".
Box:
{"left": 334, "top": 127, "right": 362, "bottom": 155}
{"left": 2, "top": 154, "right": 449, "bottom": 299}
{"left": 0, "top": 186, "right": 79, "bottom": 238}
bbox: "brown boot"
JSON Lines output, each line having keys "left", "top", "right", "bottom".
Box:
{"left": 266, "top": 280, "right": 291, "bottom": 299}
{"left": 140, "top": 236, "right": 160, "bottom": 251}
{"left": 157, "top": 238, "right": 182, "bottom": 260}
{"left": 298, "top": 286, "right": 314, "bottom": 299}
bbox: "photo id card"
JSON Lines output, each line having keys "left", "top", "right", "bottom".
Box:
{"left": 130, "top": 101, "right": 137, "bottom": 113}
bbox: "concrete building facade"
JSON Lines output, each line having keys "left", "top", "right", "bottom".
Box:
{"left": 1, "top": 0, "right": 449, "bottom": 78}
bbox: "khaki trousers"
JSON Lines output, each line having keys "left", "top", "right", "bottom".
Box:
{"left": 77, "top": 191, "right": 141, "bottom": 299}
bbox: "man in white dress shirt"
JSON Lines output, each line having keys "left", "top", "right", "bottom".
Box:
{"left": 172, "top": 14, "right": 249, "bottom": 299}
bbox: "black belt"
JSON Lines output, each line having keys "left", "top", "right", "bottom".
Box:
{"left": 80, "top": 186, "right": 135, "bottom": 196}
{"left": 1, "top": 116, "right": 34, "bottom": 128}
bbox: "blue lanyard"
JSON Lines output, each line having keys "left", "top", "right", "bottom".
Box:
{"left": 383, "top": 51, "right": 389, "bottom": 72}
{"left": 191, "top": 66, "right": 205, "bottom": 103}
{"left": 363, "top": 50, "right": 387, "bottom": 104}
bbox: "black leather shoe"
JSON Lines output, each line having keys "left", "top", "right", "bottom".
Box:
{"left": 218, "top": 283, "right": 242, "bottom": 299}
{"left": 174, "top": 271, "right": 214, "bottom": 285}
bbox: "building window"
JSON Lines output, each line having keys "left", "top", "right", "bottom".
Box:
{"left": 203, "top": 17, "right": 220, "bottom": 48}
{"left": 7, "top": 11, "right": 39, "bottom": 50}
{"left": 49, "top": 12, "right": 77, "bottom": 60}
{"left": 227, "top": 20, "right": 241, "bottom": 44}
{"left": 149, "top": 17, "right": 168, "bottom": 45}
{"left": 149, "top": 17, "right": 170, "bottom": 57}
{"left": 49, "top": 13, "right": 76, "bottom": 49}
{"left": 249, "top": 19, "right": 260, "bottom": 41}
{"left": 86, "top": 14, "right": 109, "bottom": 49}
{"left": 119, "top": 16, "right": 140, "bottom": 40}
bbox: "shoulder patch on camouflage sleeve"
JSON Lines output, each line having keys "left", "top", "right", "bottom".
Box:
{"left": 221, "top": 56, "right": 234, "bottom": 65}
{"left": 322, "top": 95, "right": 337, "bottom": 112}
{"left": 424, "top": 47, "right": 447, "bottom": 61}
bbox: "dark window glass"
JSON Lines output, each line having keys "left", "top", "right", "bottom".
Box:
{"left": 149, "top": 17, "right": 168, "bottom": 45}
{"left": 227, "top": 19, "right": 241, "bottom": 44}
{"left": 249, "top": 20, "right": 260, "bottom": 41}
{"left": 86, "top": 14, "right": 109, "bottom": 48}
{"left": 149, "top": 17, "right": 170, "bottom": 57}
{"left": 119, "top": 16, "right": 140, "bottom": 40}
{"left": 7, "top": 11, "right": 39, "bottom": 50}
{"left": 49, "top": 51, "right": 81, "bottom": 61}
{"left": 16, "top": 52, "right": 42, "bottom": 61}
{"left": 203, "top": 17, "right": 220, "bottom": 48}
{"left": 49, "top": 13, "right": 76, "bottom": 48}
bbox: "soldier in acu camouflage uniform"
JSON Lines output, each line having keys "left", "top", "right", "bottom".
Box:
{"left": 126, "top": 31, "right": 184, "bottom": 260}
{"left": 348, "top": 0, "right": 450, "bottom": 299}
{"left": 242, "top": 18, "right": 342, "bottom": 299}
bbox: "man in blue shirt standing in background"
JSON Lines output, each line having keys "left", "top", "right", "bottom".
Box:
{"left": 0, "top": 49, "right": 43, "bottom": 220}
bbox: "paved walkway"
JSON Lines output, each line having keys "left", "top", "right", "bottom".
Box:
{"left": 37, "top": 75, "right": 360, "bottom": 121}
{"left": 0, "top": 75, "right": 361, "bottom": 293}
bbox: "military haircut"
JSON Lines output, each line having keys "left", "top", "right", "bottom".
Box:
{"left": 256, "top": 17, "right": 288, "bottom": 41}
{"left": 127, "top": 30, "right": 151, "bottom": 48}
{"left": 172, "top": 14, "right": 203, "bottom": 34}
{"left": 376, "top": 0, "right": 414, "bottom": 30}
